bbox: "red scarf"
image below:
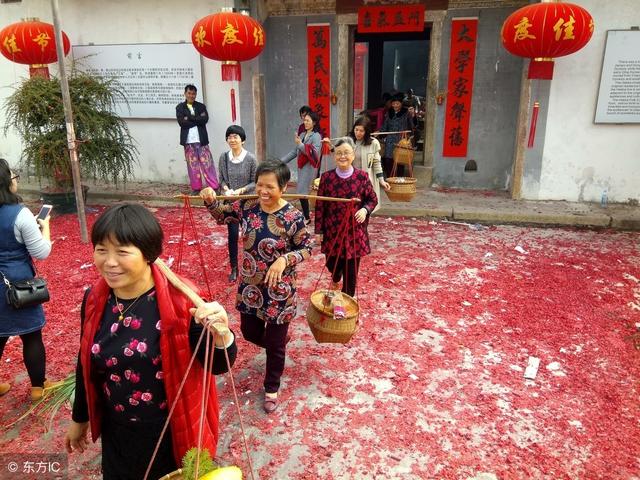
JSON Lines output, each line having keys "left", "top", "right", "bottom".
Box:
{"left": 297, "top": 136, "right": 320, "bottom": 169}
{"left": 79, "top": 264, "right": 220, "bottom": 463}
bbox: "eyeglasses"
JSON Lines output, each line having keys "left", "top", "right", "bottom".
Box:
{"left": 11, "top": 174, "right": 19, "bottom": 181}
{"left": 334, "top": 151, "right": 353, "bottom": 158}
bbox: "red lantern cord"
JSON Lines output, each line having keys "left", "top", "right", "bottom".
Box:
{"left": 527, "top": 102, "right": 540, "bottom": 149}
{"left": 222, "top": 61, "right": 241, "bottom": 82}
{"left": 29, "top": 65, "right": 51, "bottom": 79}
{"left": 230, "top": 88, "right": 237, "bottom": 123}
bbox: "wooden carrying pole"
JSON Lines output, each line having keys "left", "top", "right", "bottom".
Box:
{"left": 153, "top": 258, "right": 229, "bottom": 336}
{"left": 175, "top": 193, "right": 360, "bottom": 203}
{"left": 51, "top": 0, "right": 88, "bottom": 243}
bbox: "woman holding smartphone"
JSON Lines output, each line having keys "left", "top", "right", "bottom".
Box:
{"left": 0, "top": 158, "right": 55, "bottom": 401}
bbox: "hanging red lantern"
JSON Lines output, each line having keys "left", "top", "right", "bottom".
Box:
{"left": 0, "top": 19, "right": 71, "bottom": 78}
{"left": 191, "top": 10, "right": 266, "bottom": 81}
{"left": 501, "top": 1, "right": 594, "bottom": 80}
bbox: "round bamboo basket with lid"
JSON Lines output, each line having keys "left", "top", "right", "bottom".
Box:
{"left": 306, "top": 290, "right": 359, "bottom": 344}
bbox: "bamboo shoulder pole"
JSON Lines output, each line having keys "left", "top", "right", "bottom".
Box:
{"left": 322, "top": 130, "right": 412, "bottom": 142}
{"left": 153, "top": 258, "right": 229, "bottom": 335}
{"left": 174, "top": 193, "right": 360, "bottom": 203}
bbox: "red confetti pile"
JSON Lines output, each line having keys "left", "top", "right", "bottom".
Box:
{"left": 1, "top": 208, "right": 639, "bottom": 479}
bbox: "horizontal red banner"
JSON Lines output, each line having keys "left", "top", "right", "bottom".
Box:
{"left": 358, "top": 5, "right": 426, "bottom": 33}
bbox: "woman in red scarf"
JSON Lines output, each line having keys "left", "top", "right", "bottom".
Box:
{"left": 281, "top": 111, "right": 322, "bottom": 224}
{"left": 64, "top": 204, "right": 237, "bottom": 480}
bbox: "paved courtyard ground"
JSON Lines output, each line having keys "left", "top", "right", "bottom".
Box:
{"left": 1, "top": 205, "right": 639, "bottom": 479}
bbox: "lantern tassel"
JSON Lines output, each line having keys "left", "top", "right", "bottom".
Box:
{"left": 222, "top": 61, "right": 241, "bottom": 81}
{"left": 230, "top": 88, "right": 237, "bottom": 123}
{"left": 528, "top": 58, "right": 554, "bottom": 80}
{"left": 527, "top": 102, "right": 540, "bottom": 149}
{"left": 29, "top": 64, "right": 50, "bottom": 79}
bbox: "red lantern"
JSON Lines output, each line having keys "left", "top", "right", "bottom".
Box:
{"left": 192, "top": 11, "right": 266, "bottom": 81}
{"left": 501, "top": 1, "right": 594, "bottom": 79}
{"left": 0, "top": 19, "right": 71, "bottom": 78}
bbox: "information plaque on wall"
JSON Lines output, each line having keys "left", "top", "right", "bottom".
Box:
{"left": 72, "top": 43, "right": 203, "bottom": 119}
{"left": 594, "top": 30, "right": 640, "bottom": 124}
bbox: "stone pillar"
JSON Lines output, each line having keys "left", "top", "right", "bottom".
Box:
{"left": 252, "top": 73, "right": 267, "bottom": 162}
{"left": 511, "top": 63, "right": 531, "bottom": 199}
{"left": 423, "top": 10, "right": 446, "bottom": 186}
{"left": 336, "top": 16, "right": 353, "bottom": 138}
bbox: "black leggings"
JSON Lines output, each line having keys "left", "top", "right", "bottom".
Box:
{"left": 326, "top": 256, "right": 361, "bottom": 297}
{"left": 299, "top": 199, "right": 310, "bottom": 221}
{"left": 240, "top": 314, "right": 289, "bottom": 394}
{"left": 227, "top": 222, "right": 239, "bottom": 269}
{"left": 0, "top": 330, "right": 46, "bottom": 387}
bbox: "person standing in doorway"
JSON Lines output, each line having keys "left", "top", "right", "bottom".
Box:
{"left": 176, "top": 84, "right": 220, "bottom": 194}
{"left": 378, "top": 92, "right": 413, "bottom": 178}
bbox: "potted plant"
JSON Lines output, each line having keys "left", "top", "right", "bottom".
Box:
{"left": 3, "top": 66, "right": 138, "bottom": 212}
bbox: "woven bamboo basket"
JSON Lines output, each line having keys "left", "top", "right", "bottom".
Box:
{"left": 306, "top": 290, "right": 359, "bottom": 344}
{"left": 385, "top": 177, "right": 417, "bottom": 202}
{"left": 392, "top": 139, "right": 415, "bottom": 166}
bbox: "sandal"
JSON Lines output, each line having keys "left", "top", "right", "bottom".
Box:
{"left": 263, "top": 396, "right": 278, "bottom": 414}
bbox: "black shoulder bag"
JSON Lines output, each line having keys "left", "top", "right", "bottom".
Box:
{"left": 1, "top": 269, "right": 50, "bottom": 309}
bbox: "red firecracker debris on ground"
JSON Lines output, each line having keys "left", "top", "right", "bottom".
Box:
{"left": 1, "top": 206, "right": 639, "bottom": 479}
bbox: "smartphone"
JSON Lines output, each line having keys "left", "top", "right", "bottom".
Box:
{"left": 36, "top": 204, "right": 53, "bottom": 221}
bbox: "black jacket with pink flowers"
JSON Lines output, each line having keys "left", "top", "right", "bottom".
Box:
{"left": 72, "top": 265, "right": 237, "bottom": 464}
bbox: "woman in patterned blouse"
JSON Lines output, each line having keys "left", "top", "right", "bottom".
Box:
{"left": 64, "top": 204, "right": 237, "bottom": 479}
{"left": 315, "top": 137, "right": 378, "bottom": 298}
{"left": 200, "top": 159, "right": 313, "bottom": 414}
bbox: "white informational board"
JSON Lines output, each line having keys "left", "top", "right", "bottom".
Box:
{"left": 594, "top": 30, "right": 640, "bottom": 124}
{"left": 72, "top": 43, "right": 203, "bottom": 119}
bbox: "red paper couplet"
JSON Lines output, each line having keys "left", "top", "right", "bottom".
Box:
{"left": 443, "top": 18, "right": 478, "bottom": 158}
{"left": 307, "top": 24, "right": 331, "bottom": 136}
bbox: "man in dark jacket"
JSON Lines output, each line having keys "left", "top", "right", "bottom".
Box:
{"left": 176, "top": 84, "right": 219, "bottom": 193}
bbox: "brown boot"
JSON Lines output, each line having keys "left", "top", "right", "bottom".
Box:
{"left": 0, "top": 382, "right": 10, "bottom": 396}
{"left": 31, "top": 379, "right": 61, "bottom": 402}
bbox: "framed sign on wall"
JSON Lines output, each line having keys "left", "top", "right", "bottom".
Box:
{"left": 72, "top": 43, "right": 204, "bottom": 119}
{"left": 594, "top": 30, "right": 640, "bottom": 124}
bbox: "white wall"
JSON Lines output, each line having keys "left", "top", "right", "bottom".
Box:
{"left": 0, "top": 0, "right": 244, "bottom": 183}
{"left": 523, "top": 0, "right": 640, "bottom": 203}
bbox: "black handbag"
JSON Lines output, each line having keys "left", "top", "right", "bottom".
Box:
{"left": 1, "top": 270, "right": 50, "bottom": 309}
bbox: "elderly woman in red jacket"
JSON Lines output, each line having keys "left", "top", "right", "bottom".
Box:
{"left": 315, "top": 137, "right": 378, "bottom": 297}
{"left": 64, "top": 204, "right": 237, "bottom": 480}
